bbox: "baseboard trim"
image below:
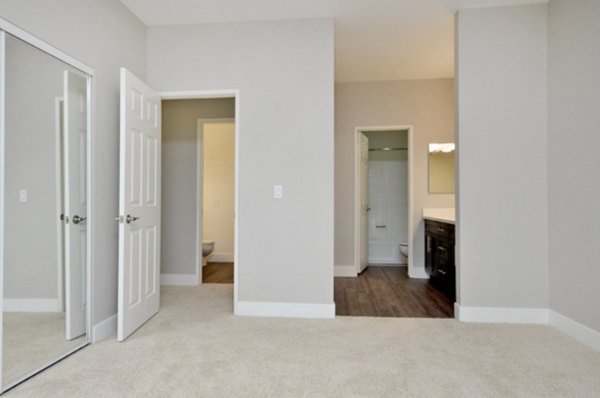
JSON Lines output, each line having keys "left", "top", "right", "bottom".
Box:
{"left": 335, "top": 265, "right": 357, "bottom": 277}
{"left": 4, "top": 298, "right": 61, "bottom": 312}
{"left": 367, "top": 258, "right": 403, "bottom": 265}
{"left": 408, "top": 267, "right": 429, "bottom": 279}
{"left": 92, "top": 314, "right": 117, "bottom": 343}
{"left": 549, "top": 310, "right": 600, "bottom": 353}
{"left": 210, "top": 252, "right": 234, "bottom": 263}
{"left": 455, "top": 304, "right": 549, "bottom": 324}
{"left": 236, "top": 301, "right": 335, "bottom": 319}
{"left": 160, "top": 273, "right": 199, "bottom": 286}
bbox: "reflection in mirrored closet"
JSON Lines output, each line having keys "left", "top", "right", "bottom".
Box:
{"left": 0, "top": 28, "right": 91, "bottom": 392}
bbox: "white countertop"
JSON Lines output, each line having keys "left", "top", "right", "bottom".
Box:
{"left": 422, "top": 208, "right": 455, "bottom": 224}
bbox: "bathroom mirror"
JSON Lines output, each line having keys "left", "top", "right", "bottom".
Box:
{"left": 428, "top": 143, "right": 455, "bottom": 194}
{"left": 0, "top": 29, "right": 91, "bottom": 391}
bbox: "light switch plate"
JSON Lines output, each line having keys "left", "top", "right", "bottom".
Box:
{"left": 274, "top": 185, "right": 283, "bottom": 199}
{"left": 19, "top": 190, "right": 28, "bottom": 203}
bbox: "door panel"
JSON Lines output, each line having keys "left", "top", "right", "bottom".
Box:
{"left": 63, "top": 70, "right": 87, "bottom": 340}
{"left": 118, "top": 68, "right": 161, "bottom": 342}
{"left": 359, "top": 133, "right": 369, "bottom": 273}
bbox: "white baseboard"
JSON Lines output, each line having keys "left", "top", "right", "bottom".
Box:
{"left": 550, "top": 310, "right": 600, "bottom": 353}
{"left": 92, "top": 314, "right": 117, "bottom": 343}
{"left": 335, "top": 265, "right": 357, "bottom": 277}
{"left": 210, "top": 252, "right": 233, "bottom": 263}
{"left": 455, "top": 304, "right": 549, "bottom": 324}
{"left": 4, "top": 298, "right": 61, "bottom": 312}
{"left": 408, "top": 267, "right": 429, "bottom": 279}
{"left": 367, "top": 258, "right": 403, "bottom": 265}
{"left": 236, "top": 301, "right": 335, "bottom": 319}
{"left": 160, "top": 273, "right": 199, "bottom": 286}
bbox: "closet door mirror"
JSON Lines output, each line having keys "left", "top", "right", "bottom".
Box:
{"left": 1, "top": 32, "right": 90, "bottom": 390}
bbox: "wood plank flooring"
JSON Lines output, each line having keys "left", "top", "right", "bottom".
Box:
{"left": 335, "top": 266, "right": 454, "bottom": 318}
{"left": 202, "top": 262, "right": 234, "bottom": 284}
{"left": 202, "top": 263, "right": 453, "bottom": 318}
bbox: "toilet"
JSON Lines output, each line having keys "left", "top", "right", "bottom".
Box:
{"left": 202, "top": 240, "right": 215, "bottom": 266}
{"left": 399, "top": 243, "right": 408, "bottom": 263}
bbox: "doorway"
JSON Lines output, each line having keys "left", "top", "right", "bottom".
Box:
{"left": 159, "top": 93, "right": 238, "bottom": 302}
{"left": 197, "top": 120, "right": 235, "bottom": 284}
{"left": 354, "top": 126, "right": 414, "bottom": 275}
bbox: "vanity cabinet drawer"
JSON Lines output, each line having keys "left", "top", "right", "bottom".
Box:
{"left": 424, "top": 220, "right": 456, "bottom": 301}
{"left": 425, "top": 220, "right": 455, "bottom": 240}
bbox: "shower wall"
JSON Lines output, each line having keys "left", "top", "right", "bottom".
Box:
{"left": 365, "top": 131, "right": 408, "bottom": 264}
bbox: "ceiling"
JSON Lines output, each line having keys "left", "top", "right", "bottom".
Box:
{"left": 120, "top": 0, "right": 547, "bottom": 82}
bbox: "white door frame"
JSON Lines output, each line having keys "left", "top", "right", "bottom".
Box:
{"left": 354, "top": 125, "right": 414, "bottom": 276}
{"left": 196, "top": 117, "right": 235, "bottom": 284}
{"left": 160, "top": 90, "right": 240, "bottom": 313}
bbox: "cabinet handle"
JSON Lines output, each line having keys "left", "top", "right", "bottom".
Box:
{"left": 438, "top": 269, "right": 447, "bottom": 275}
{"left": 437, "top": 246, "right": 447, "bottom": 252}
{"left": 437, "top": 227, "right": 446, "bottom": 232}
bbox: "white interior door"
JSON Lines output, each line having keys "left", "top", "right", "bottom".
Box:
{"left": 117, "top": 68, "right": 161, "bottom": 341}
{"left": 359, "top": 133, "right": 369, "bottom": 273}
{"left": 63, "top": 70, "right": 87, "bottom": 340}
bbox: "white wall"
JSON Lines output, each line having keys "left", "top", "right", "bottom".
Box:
{"left": 203, "top": 123, "right": 235, "bottom": 262}
{"left": 456, "top": 4, "right": 548, "bottom": 308}
{"left": 148, "top": 19, "right": 335, "bottom": 306}
{"left": 0, "top": 0, "right": 147, "bottom": 328}
{"left": 548, "top": 0, "right": 600, "bottom": 332}
{"left": 161, "top": 99, "right": 234, "bottom": 276}
{"left": 335, "top": 79, "right": 455, "bottom": 276}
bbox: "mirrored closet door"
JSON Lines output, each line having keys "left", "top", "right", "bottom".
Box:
{"left": 0, "top": 26, "right": 92, "bottom": 392}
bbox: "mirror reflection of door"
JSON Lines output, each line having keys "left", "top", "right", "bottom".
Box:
{"left": 63, "top": 70, "right": 87, "bottom": 340}
{"left": 1, "top": 32, "right": 89, "bottom": 390}
{"left": 359, "top": 133, "right": 369, "bottom": 273}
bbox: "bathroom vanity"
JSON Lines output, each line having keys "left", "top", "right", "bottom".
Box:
{"left": 423, "top": 209, "right": 455, "bottom": 301}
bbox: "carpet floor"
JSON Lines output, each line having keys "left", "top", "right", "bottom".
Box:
{"left": 5, "top": 284, "right": 600, "bottom": 397}
{"left": 3, "top": 312, "right": 84, "bottom": 385}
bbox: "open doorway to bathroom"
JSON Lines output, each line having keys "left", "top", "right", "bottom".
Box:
{"left": 362, "top": 129, "right": 409, "bottom": 268}
{"left": 334, "top": 126, "right": 453, "bottom": 318}
{"left": 161, "top": 97, "right": 237, "bottom": 293}
{"left": 198, "top": 120, "right": 235, "bottom": 284}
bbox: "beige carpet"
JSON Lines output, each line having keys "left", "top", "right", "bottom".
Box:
{"left": 3, "top": 312, "right": 85, "bottom": 386}
{"left": 5, "top": 285, "right": 600, "bottom": 397}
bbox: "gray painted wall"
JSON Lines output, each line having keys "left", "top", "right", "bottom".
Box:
{"left": 148, "top": 19, "right": 335, "bottom": 304}
{"left": 335, "top": 79, "right": 455, "bottom": 275}
{"left": 548, "top": 0, "right": 600, "bottom": 332}
{"left": 0, "top": 0, "right": 147, "bottom": 324}
{"left": 161, "top": 99, "right": 234, "bottom": 275}
{"left": 456, "top": 4, "right": 549, "bottom": 308}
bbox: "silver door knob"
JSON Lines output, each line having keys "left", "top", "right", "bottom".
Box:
{"left": 72, "top": 215, "right": 87, "bottom": 225}
{"left": 125, "top": 214, "right": 139, "bottom": 224}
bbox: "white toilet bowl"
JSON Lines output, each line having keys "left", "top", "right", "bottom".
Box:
{"left": 399, "top": 243, "right": 408, "bottom": 263}
{"left": 202, "top": 240, "right": 215, "bottom": 266}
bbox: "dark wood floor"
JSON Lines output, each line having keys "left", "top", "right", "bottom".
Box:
{"left": 203, "top": 262, "right": 234, "bottom": 283}
{"left": 335, "top": 266, "right": 454, "bottom": 318}
{"left": 202, "top": 263, "right": 453, "bottom": 318}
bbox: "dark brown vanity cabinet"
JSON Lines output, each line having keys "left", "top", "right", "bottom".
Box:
{"left": 425, "top": 220, "right": 456, "bottom": 301}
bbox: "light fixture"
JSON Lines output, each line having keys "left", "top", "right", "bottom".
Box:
{"left": 428, "top": 143, "right": 455, "bottom": 153}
